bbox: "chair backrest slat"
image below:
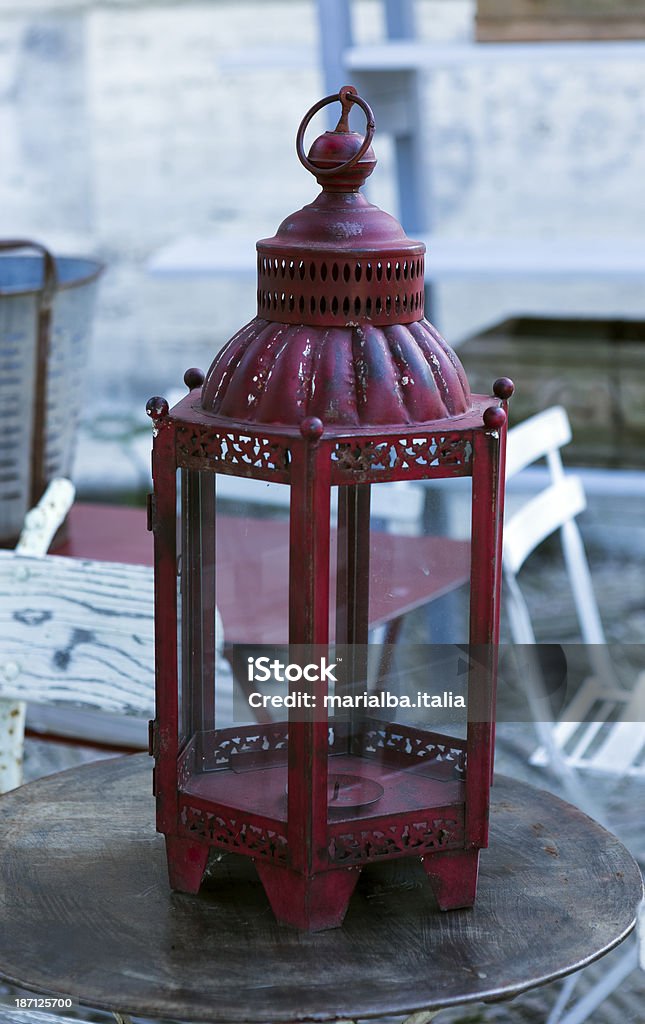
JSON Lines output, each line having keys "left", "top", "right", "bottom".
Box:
{"left": 504, "top": 406, "right": 614, "bottom": 689}
{"left": 505, "top": 405, "right": 571, "bottom": 480}
{"left": 503, "top": 475, "right": 587, "bottom": 575}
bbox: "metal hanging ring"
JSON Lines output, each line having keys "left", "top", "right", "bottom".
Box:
{"left": 296, "top": 88, "right": 376, "bottom": 179}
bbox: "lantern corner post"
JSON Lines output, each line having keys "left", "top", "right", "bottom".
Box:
{"left": 464, "top": 411, "right": 507, "bottom": 854}
{"left": 421, "top": 848, "right": 481, "bottom": 911}
{"left": 288, "top": 422, "right": 332, "bottom": 871}
{"left": 255, "top": 861, "right": 361, "bottom": 932}
{"left": 253, "top": 425, "right": 355, "bottom": 930}
{"left": 146, "top": 399, "right": 181, "bottom": 840}
{"left": 164, "top": 835, "right": 210, "bottom": 895}
{"left": 489, "top": 381, "right": 513, "bottom": 786}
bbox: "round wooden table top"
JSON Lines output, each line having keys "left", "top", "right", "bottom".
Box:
{"left": 0, "top": 755, "right": 641, "bottom": 1023}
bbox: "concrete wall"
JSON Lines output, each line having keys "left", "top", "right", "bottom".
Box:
{"left": 2, "top": 0, "right": 644, "bottom": 425}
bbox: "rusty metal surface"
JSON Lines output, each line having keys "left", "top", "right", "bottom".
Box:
{"left": 201, "top": 88, "right": 476, "bottom": 426}
{"left": 200, "top": 318, "right": 470, "bottom": 426}
{"left": 148, "top": 88, "right": 512, "bottom": 931}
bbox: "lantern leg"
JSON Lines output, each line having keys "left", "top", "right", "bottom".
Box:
{"left": 421, "top": 849, "right": 480, "bottom": 911}
{"left": 256, "top": 862, "right": 361, "bottom": 931}
{"left": 165, "top": 836, "right": 210, "bottom": 894}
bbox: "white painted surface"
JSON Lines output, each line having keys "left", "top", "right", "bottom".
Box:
{"left": 503, "top": 475, "right": 587, "bottom": 575}
{"left": 15, "top": 478, "right": 75, "bottom": 557}
{"left": 0, "top": 479, "right": 74, "bottom": 792}
{"left": 0, "top": 523, "right": 235, "bottom": 769}
{"left": 504, "top": 408, "right": 645, "bottom": 782}
{"left": 505, "top": 406, "right": 572, "bottom": 479}
{"left": 148, "top": 233, "right": 645, "bottom": 279}
{"left": 345, "top": 39, "right": 645, "bottom": 70}
{"left": 0, "top": 551, "right": 156, "bottom": 716}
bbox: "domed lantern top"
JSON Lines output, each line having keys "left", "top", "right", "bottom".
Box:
{"left": 201, "top": 86, "right": 472, "bottom": 427}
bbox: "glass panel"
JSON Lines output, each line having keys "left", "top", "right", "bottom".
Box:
{"left": 177, "top": 470, "right": 290, "bottom": 823}
{"left": 327, "top": 478, "right": 473, "bottom": 822}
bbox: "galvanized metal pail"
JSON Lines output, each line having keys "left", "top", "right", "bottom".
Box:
{"left": 0, "top": 240, "right": 104, "bottom": 545}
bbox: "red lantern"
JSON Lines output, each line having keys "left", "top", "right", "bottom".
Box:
{"left": 147, "top": 87, "right": 513, "bottom": 931}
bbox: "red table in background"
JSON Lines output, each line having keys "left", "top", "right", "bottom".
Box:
{"left": 58, "top": 504, "right": 470, "bottom": 645}
{"left": 58, "top": 504, "right": 153, "bottom": 566}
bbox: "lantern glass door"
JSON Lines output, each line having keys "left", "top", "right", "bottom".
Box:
{"left": 326, "top": 478, "right": 473, "bottom": 822}
{"left": 177, "top": 469, "right": 291, "bottom": 824}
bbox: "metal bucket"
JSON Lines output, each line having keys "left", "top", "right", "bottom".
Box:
{"left": 0, "top": 240, "right": 104, "bottom": 545}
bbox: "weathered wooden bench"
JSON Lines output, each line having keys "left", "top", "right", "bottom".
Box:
{"left": 0, "top": 481, "right": 156, "bottom": 793}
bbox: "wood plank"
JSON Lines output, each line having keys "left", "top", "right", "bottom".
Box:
{"left": 479, "top": 0, "right": 645, "bottom": 16}
{"left": 0, "top": 551, "right": 155, "bottom": 716}
{"left": 477, "top": 18, "right": 645, "bottom": 42}
{"left": 477, "top": 0, "right": 645, "bottom": 42}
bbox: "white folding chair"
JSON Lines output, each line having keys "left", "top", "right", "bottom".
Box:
{"left": 0, "top": 480, "right": 157, "bottom": 795}
{"left": 504, "top": 406, "right": 645, "bottom": 783}
{"left": 503, "top": 406, "right": 644, "bottom": 1024}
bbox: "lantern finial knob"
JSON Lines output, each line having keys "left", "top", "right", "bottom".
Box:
{"left": 296, "top": 87, "right": 376, "bottom": 190}
{"left": 483, "top": 406, "right": 506, "bottom": 430}
{"left": 300, "top": 416, "right": 324, "bottom": 441}
{"left": 493, "top": 377, "right": 515, "bottom": 401}
{"left": 146, "top": 396, "right": 169, "bottom": 421}
{"left": 184, "top": 367, "right": 205, "bottom": 391}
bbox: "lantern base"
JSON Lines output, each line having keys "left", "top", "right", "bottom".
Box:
{"left": 255, "top": 862, "right": 361, "bottom": 931}
{"left": 163, "top": 833, "right": 481, "bottom": 926}
{"left": 165, "top": 835, "right": 210, "bottom": 894}
{"left": 422, "top": 848, "right": 480, "bottom": 910}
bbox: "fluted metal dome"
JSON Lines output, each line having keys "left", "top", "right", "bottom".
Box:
{"left": 201, "top": 317, "right": 471, "bottom": 426}
{"left": 201, "top": 87, "right": 474, "bottom": 429}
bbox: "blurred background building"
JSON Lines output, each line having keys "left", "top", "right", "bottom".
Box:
{"left": 2, "top": 0, "right": 644, "bottom": 430}
{"left": 1, "top": 8, "right": 644, "bottom": 1021}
